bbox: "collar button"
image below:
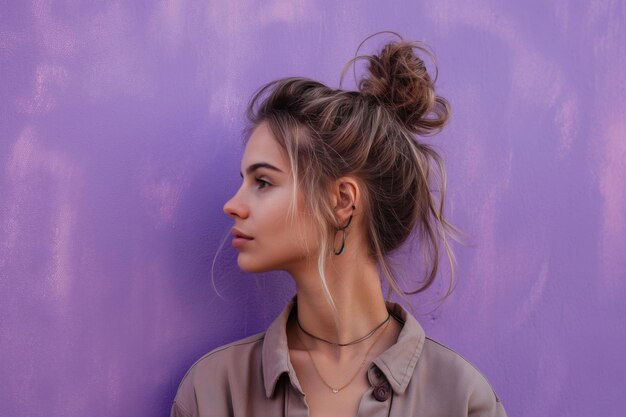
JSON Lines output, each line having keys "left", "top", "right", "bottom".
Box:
{"left": 372, "top": 382, "right": 391, "bottom": 402}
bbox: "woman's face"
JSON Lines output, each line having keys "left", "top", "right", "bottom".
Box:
{"left": 223, "top": 122, "right": 319, "bottom": 273}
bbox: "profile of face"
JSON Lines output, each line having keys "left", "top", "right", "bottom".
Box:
{"left": 223, "top": 122, "right": 320, "bottom": 273}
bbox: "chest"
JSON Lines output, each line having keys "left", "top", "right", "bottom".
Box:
{"left": 289, "top": 350, "right": 378, "bottom": 417}
{"left": 303, "top": 377, "right": 369, "bottom": 417}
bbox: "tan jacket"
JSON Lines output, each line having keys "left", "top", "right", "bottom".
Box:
{"left": 171, "top": 297, "right": 506, "bottom": 417}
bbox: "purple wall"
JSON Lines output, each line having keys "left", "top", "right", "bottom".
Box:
{"left": 1, "top": 1, "right": 625, "bottom": 416}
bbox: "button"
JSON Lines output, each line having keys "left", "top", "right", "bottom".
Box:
{"left": 374, "top": 368, "right": 383, "bottom": 378}
{"left": 372, "top": 382, "right": 391, "bottom": 402}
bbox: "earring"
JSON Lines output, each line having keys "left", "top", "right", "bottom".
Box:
{"left": 333, "top": 205, "right": 356, "bottom": 256}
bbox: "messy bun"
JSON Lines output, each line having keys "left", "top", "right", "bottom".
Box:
{"left": 243, "top": 33, "right": 459, "bottom": 312}
{"left": 358, "top": 40, "right": 450, "bottom": 136}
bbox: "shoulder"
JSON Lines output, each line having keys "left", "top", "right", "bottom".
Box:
{"left": 171, "top": 331, "right": 266, "bottom": 417}
{"left": 185, "top": 331, "right": 265, "bottom": 378}
{"left": 177, "top": 330, "right": 265, "bottom": 386}
{"left": 416, "top": 337, "right": 507, "bottom": 416}
{"left": 421, "top": 337, "right": 500, "bottom": 396}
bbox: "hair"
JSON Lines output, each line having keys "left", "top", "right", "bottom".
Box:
{"left": 242, "top": 33, "right": 462, "bottom": 313}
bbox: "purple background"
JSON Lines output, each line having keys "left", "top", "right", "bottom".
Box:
{"left": 1, "top": 1, "right": 625, "bottom": 416}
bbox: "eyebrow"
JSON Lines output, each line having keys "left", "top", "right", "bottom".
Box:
{"left": 240, "top": 162, "right": 284, "bottom": 178}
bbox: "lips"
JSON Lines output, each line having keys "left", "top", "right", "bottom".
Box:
{"left": 231, "top": 227, "right": 253, "bottom": 249}
{"left": 231, "top": 227, "right": 253, "bottom": 240}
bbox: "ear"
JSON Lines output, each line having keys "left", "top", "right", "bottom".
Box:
{"left": 330, "top": 176, "right": 360, "bottom": 225}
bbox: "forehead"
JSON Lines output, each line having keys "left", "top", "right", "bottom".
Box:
{"left": 242, "top": 123, "right": 289, "bottom": 171}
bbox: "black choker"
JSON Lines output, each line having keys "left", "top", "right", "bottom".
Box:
{"left": 296, "top": 312, "right": 391, "bottom": 347}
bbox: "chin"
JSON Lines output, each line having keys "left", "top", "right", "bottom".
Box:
{"left": 236, "top": 255, "right": 276, "bottom": 273}
{"left": 237, "top": 252, "right": 298, "bottom": 274}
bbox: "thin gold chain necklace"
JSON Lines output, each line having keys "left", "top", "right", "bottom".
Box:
{"left": 294, "top": 318, "right": 390, "bottom": 394}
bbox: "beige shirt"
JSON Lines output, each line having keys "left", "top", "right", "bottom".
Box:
{"left": 171, "top": 297, "right": 507, "bottom": 417}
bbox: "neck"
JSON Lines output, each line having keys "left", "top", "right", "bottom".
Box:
{"left": 287, "top": 253, "right": 390, "bottom": 357}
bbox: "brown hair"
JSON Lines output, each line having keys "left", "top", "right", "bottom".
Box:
{"left": 245, "top": 34, "right": 461, "bottom": 310}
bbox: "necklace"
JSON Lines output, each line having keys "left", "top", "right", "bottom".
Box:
{"left": 294, "top": 317, "right": 390, "bottom": 394}
{"left": 296, "top": 313, "right": 391, "bottom": 346}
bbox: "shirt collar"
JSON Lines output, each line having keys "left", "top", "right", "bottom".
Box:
{"left": 262, "top": 295, "right": 426, "bottom": 398}
{"left": 262, "top": 296, "right": 301, "bottom": 398}
{"left": 371, "top": 300, "right": 426, "bottom": 394}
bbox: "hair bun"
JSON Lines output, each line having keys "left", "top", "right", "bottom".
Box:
{"left": 358, "top": 40, "right": 450, "bottom": 136}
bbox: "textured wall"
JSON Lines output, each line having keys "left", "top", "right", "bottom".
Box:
{"left": 1, "top": 1, "right": 625, "bottom": 416}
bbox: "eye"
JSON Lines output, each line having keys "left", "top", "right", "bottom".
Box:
{"left": 255, "top": 178, "right": 272, "bottom": 189}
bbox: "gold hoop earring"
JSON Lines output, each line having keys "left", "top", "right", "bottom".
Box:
{"left": 333, "top": 205, "right": 356, "bottom": 256}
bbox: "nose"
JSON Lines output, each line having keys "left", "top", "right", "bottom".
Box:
{"left": 223, "top": 189, "right": 249, "bottom": 219}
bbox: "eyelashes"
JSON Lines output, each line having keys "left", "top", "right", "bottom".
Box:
{"left": 238, "top": 175, "right": 273, "bottom": 190}
{"left": 255, "top": 178, "right": 272, "bottom": 189}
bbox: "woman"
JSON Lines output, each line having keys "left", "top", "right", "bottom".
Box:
{"left": 171, "top": 34, "right": 507, "bottom": 417}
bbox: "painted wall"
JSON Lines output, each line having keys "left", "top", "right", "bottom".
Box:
{"left": 1, "top": 1, "right": 625, "bottom": 416}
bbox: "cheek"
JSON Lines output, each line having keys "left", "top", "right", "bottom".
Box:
{"left": 236, "top": 204, "right": 321, "bottom": 272}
